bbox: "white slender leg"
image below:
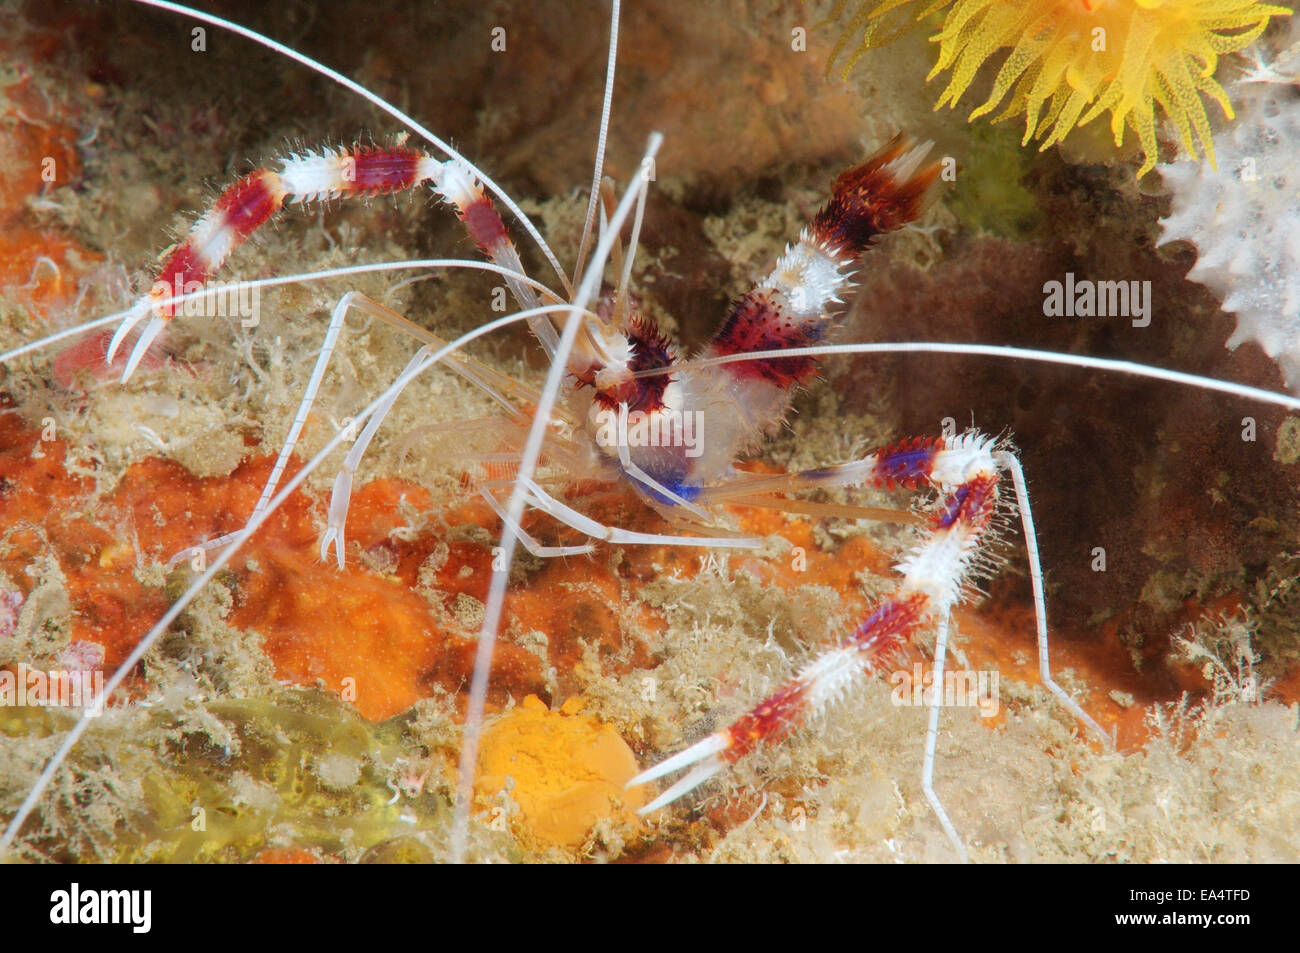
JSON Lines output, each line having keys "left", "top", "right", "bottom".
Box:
{"left": 316, "top": 294, "right": 569, "bottom": 568}
{"left": 994, "top": 451, "right": 1113, "bottom": 748}
{"left": 258, "top": 294, "right": 353, "bottom": 517}
{"left": 514, "top": 477, "right": 762, "bottom": 550}
{"left": 479, "top": 483, "right": 596, "bottom": 558}
{"left": 923, "top": 607, "right": 968, "bottom": 862}
{"left": 168, "top": 289, "right": 522, "bottom": 569}
{"left": 168, "top": 290, "right": 360, "bottom": 566}
{"left": 172, "top": 290, "right": 403, "bottom": 565}
{"left": 320, "top": 343, "right": 433, "bottom": 567}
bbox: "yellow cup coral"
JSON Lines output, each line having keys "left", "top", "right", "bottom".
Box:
{"left": 830, "top": 0, "right": 1291, "bottom": 176}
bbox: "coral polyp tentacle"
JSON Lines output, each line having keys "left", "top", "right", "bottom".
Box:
{"left": 832, "top": 0, "right": 1291, "bottom": 177}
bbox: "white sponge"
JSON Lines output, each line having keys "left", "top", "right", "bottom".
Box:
{"left": 1158, "top": 41, "right": 1300, "bottom": 387}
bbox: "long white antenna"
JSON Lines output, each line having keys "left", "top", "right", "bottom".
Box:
{"left": 448, "top": 131, "right": 663, "bottom": 863}
{"left": 0, "top": 260, "right": 556, "bottom": 365}
{"left": 572, "top": 0, "right": 622, "bottom": 285}
{"left": 658, "top": 342, "right": 1300, "bottom": 413}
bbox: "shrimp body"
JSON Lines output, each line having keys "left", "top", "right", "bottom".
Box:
{"left": 570, "top": 135, "right": 942, "bottom": 504}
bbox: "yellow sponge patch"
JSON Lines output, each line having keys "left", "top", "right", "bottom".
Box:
{"left": 476, "top": 695, "right": 646, "bottom": 849}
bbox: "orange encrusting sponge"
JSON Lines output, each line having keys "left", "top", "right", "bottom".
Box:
{"left": 0, "top": 42, "right": 95, "bottom": 318}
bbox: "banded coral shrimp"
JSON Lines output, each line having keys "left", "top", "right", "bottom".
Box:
{"left": 1, "top": 0, "right": 1299, "bottom": 864}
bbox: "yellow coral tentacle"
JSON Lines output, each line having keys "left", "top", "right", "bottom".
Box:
{"left": 966, "top": 10, "right": 1056, "bottom": 121}
{"left": 829, "top": 0, "right": 1292, "bottom": 176}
